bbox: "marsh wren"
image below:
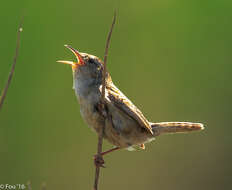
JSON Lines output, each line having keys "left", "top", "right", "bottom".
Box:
{"left": 58, "top": 45, "right": 204, "bottom": 165}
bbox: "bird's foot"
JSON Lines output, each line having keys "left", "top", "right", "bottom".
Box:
{"left": 94, "top": 154, "right": 105, "bottom": 168}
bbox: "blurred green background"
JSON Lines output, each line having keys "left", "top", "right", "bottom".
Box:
{"left": 0, "top": 0, "right": 231, "bottom": 189}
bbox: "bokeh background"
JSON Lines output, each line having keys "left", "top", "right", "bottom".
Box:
{"left": 0, "top": 0, "right": 231, "bottom": 189}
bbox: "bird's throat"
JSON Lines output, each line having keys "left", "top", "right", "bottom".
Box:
{"left": 73, "top": 76, "right": 101, "bottom": 100}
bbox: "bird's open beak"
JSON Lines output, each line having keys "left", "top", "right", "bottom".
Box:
{"left": 57, "top": 45, "right": 84, "bottom": 69}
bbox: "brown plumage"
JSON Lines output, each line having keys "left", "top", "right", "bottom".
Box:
{"left": 58, "top": 45, "right": 204, "bottom": 152}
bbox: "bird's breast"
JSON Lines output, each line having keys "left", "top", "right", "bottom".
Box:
{"left": 77, "top": 91, "right": 104, "bottom": 134}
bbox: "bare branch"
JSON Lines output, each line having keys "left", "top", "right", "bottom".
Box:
{"left": 101, "top": 11, "right": 116, "bottom": 101}
{"left": 93, "top": 11, "right": 116, "bottom": 190}
{"left": 0, "top": 19, "right": 23, "bottom": 111}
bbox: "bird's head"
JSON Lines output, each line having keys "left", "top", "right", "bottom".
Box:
{"left": 58, "top": 45, "right": 108, "bottom": 84}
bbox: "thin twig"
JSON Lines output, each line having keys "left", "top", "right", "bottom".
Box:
{"left": 101, "top": 11, "right": 116, "bottom": 101}
{"left": 93, "top": 12, "right": 116, "bottom": 190}
{"left": 0, "top": 19, "right": 23, "bottom": 111}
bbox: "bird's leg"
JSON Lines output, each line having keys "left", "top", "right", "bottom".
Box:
{"left": 94, "top": 147, "right": 120, "bottom": 167}
{"left": 101, "top": 146, "right": 120, "bottom": 156}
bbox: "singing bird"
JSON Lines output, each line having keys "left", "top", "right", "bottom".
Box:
{"left": 58, "top": 45, "right": 204, "bottom": 166}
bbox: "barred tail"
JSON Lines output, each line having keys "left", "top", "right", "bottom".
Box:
{"left": 151, "top": 122, "right": 204, "bottom": 135}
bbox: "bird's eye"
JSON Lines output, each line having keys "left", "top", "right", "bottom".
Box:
{"left": 89, "top": 58, "right": 95, "bottom": 63}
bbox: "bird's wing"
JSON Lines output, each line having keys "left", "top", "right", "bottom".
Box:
{"left": 106, "top": 83, "right": 153, "bottom": 135}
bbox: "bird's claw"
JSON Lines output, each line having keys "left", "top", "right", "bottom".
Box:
{"left": 94, "top": 154, "right": 105, "bottom": 168}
